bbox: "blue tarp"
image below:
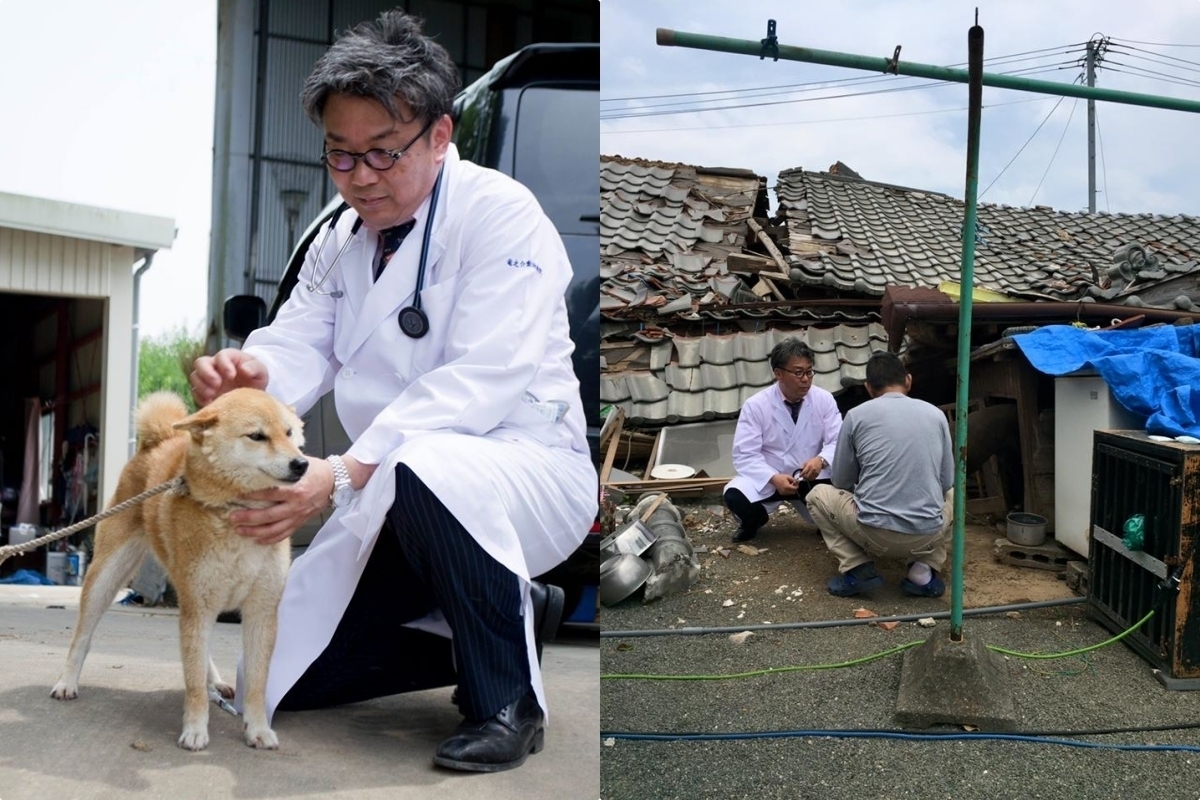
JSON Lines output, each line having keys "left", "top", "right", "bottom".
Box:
{"left": 0, "top": 569, "right": 56, "bottom": 585}
{"left": 1013, "top": 324, "right": 1200, "bottom": 440}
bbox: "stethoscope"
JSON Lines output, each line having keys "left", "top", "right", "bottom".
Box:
{"left": 304, "top": 166, "right": 443, "bottom": 339}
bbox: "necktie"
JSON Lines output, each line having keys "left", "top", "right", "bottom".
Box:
{"left": 784, "top": 398, "right": 803, "bottom": 424}
{"left": 374, "top": 219, "right": 417, "bottom": 281}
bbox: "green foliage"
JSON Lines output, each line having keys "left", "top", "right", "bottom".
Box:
{"left": 137, "top": 325, "right": 204, "bottom": 412}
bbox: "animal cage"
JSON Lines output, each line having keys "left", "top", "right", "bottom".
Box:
{"left": 1088, "top": 430, "right": 1200, "bottom": 689}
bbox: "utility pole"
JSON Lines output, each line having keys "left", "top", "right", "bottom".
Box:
{"left": 1086, "top": 40, "right": 1096, "bottom": 213}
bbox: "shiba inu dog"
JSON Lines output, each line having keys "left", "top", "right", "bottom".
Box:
{"left": 50, "top": 388, "right": 307, "bottom": 751}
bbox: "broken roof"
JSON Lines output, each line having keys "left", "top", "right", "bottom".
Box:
{"left": 777, "top": 168, "right": 1200, "bottom": 310}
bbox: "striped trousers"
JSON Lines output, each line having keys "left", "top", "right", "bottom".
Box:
{"left": 278, "top": 463, "right": 529, "bottom": 721}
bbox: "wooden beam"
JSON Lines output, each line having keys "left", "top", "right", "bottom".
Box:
{"left": 599, "top": 409, "right": 625, "bottom": 484}
{"left": 746, "top": 218, "right": 789, "bottom": 301}
{"left": 727, "top": 252, "right": 777, "bottom": 274}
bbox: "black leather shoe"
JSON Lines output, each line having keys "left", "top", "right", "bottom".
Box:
{"left": 732, "top": 526, "right": 758, "bottom": 543}
{"left": 433, "top": 692, "right": 545, "bottom": 772}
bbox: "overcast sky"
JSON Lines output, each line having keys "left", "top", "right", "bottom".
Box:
{"left": 602, "top": 0, "right": 1200, "bottom": 218}
{"left": 0, "top": 0, "right": 216, "bottom": 339}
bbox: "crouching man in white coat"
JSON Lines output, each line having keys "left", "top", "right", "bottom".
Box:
{"left": 189, "top": 9, "right": 596, "bottom": 773}
{"left": 723, "top": 338, "right": 842, "bottom": 543}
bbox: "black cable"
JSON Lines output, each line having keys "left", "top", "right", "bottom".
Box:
{"left": 1106, "top": 44, "right": 1200, "bottom": 74}
{"left": 602, "top": 96, "right": 1051, "bottom": 137}
{"left": 599, "top": 61, "right": 1081, "bottom": 121}
{"left": 1096, "top": 107, "right": 1111, "bottom": 213}
{"left": 601, "top": 44, "right": 1085, "bottom": 103}
{"left": 1102, "top": 60, "right": 1200, "bottom": 88}
{"left": 1102, "top": 66, "right": 1200, "bottom": 91}
{"left": 1029, "top": 93, "right": 1081, "bottom": 206}
{"left": 979, "top": 78, "right": 1074, "bottom": 199}
{"left": 1108, "top": 36, "right": 1200, "bottom": 50}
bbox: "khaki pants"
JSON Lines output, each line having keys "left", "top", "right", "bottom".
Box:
{"left": 806, "top": 485, "right": 953, "bottom": 574}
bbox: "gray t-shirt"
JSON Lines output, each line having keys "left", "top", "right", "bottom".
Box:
{"left": 831, "top": 392, "right": 954, "bottom": 535}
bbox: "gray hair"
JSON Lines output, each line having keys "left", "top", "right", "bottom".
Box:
{"left": 769, "top": 337, "right": 815, "bottom": 371}
{"left": 301, "top": 9, "right": 461, "bottom": 126}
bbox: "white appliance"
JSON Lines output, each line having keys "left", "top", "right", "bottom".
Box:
{"left": 1054, "top": 374, "right": 1142, "bottom": 557}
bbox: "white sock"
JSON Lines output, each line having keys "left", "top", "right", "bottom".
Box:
{"left": 907, "top": 562, "right": 933, "bottom": 586}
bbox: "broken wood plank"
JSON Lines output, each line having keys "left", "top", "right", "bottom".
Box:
{"left": 727, "top": 252, "right": 777, "bottom": 274}
{"left": 599, "top": 409, "right": 625, "bottom": 484}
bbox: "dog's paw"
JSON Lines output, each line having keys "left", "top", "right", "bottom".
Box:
{"left": 244, "top": 723, "right": 279, "bottom": 750}
{"left": 211, "top": 681, "right": 235, "bottom": 700}
{"left": 178, "top": 726, "right": 210, "bottom": 751}
{"left": 50, "top": 681, "right": 79, "bottom": 700}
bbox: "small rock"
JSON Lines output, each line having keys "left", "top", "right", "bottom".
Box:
{"left": 736, "top": 611, "right": 745, "bottom": 619}
{"left": 854, "top": 608, "right": 877, "bottom": 619}
{"left": 722, "top": 599, "right": 735, "bottom": 607}
{"left": 1004, "top": 611, "right": 1021, "bottom": 619}
{"left": 917, "top": 617, "right": 937, "bottom": 628}
{"left": 737, "top": 544, "right": 760, "bottom": 556}
{"left": 694, "top": 544, "right": 708, "bottom": 553}
{"left": 717, "top": 548, "right": 732, "bottom": 559}
{"left": 130, "top": 740, "right": 153, "bottom": 752}
{"left": 729, "top": 631, "right": 755, "bottom": 645}
{"left": 602, "top": 737, "right": 616, "bottom": 747}
{"left": 878, "top": 621, "right": 899, "bottom": 631}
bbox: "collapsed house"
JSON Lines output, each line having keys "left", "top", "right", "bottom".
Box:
{"left": 599, "top": 154, "right": 1200, "bottom": 559}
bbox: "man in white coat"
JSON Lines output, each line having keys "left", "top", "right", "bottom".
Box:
{"left": 189, "top": 10, "right": 596, "bottom": 773}
{"left": 723, "top": 338, "right": 842, "bottom": 543}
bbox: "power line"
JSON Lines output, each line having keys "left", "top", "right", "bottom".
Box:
{"left": 600, "top": 57, "right": 1078, "bottom": 116}
{"left": 979, "top": 78, "right": 1079, "bottom": 199}
{"left": 1102, "top": 63, "right": 1200, "bottom": 90}
{"left": 601, "top": 43, "right": 1084, "bottom": 103}
{"left": 599, "top": 62, "right": 1080, "bottom": 121}
{"left": 1106, "top": 37, "right": 1200, "bottom": 49}
{"left": 1106, "top": 44, "right": 1200, "bottom": 74}
{"left": 1030, "top": 94, "right": 1081, "bottom": 205}
{"left": 600, "top": 95, "right": 1052, "bottom": 136}
{"left": 1096, "top": 107, "right": 1111, "bottom": 213}
{"left": 1104, "top": 55, "right": 1200, "bottom": 84}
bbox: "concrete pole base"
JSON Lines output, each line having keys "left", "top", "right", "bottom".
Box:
{"left": 895, "top": 624, "right": 1017, "bottom": 731}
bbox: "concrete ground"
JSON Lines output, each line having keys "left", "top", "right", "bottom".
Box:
{"left": 0, "top": 585, "right": 599, "bottom": 800}
{"left": 599, "top": 504, "right": 1200, "bottom": 799}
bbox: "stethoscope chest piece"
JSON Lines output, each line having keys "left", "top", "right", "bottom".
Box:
{"left": 398, "top": 306, "right": 429, "bottom": 339}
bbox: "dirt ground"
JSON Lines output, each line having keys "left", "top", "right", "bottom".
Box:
{"left": 602, "top": 496, "right": 1077, "bottom": 626}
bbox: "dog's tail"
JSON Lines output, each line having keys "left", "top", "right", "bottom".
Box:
{"left": 136, "top": 392, "right": 190, "bottom": 451}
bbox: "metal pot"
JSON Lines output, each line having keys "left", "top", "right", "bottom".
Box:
{"left": 1006, "top": 512, "right": 1047, "bottom": 547}
{"left": 599, "top": 553, "right": 652, "bottom": 606}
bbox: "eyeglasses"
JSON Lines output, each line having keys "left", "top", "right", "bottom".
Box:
{"left": 778, "top": 367, "right": 815, "bottom": 379}
{"left": 320, "top": 118, "right": 434, "bottom": 172}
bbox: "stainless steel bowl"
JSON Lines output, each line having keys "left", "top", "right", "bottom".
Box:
{"left": 1006, "top": 512, "right": 1047, "bottom": 547}
{"left": 599, "top": 553, "right": 652, "bottom": 606}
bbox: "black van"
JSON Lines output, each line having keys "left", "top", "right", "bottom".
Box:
{"left": 223, "top": 43, "right": 600, "bottom": 624}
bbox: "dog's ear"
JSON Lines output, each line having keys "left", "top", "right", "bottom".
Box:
{"left": 173, "top": 406, "right": 219, "bottom": 439}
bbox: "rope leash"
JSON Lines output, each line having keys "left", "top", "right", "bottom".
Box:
{"left": 0, "top": 477, "right": 186, "bottom": 567}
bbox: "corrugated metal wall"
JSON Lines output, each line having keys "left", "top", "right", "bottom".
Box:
{"left": 0, "top": 229, "right": 113, "bottom": 298}
{"left": 210, "top": 0, "right": 598, "bottom": 343}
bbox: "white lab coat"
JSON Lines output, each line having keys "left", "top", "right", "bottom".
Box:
{"left": 239, "top": 145, "right": 598, "bottom": 722}
{"left": 724, "top": 383, "right": 842, "bottom": 515}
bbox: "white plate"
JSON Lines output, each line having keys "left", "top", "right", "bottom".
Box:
{"left": 1175, "top": 435, "right": 1200, "bottom": 445}
{"left": 650, "top": 463, "right": 697, "bottom": 480}
{"left": 1148, "top": 435, "right": 1174, "bottom": 442}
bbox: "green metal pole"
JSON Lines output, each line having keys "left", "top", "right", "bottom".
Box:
{"left": 951, "top": 23, "right": 985, "bottom": 641}
{"left": 655, "top": 27, "right": 1200, "bottom": 114}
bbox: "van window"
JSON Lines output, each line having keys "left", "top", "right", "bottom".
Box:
{"left": 513, "top": 87, "right": 598, "bottom": 236}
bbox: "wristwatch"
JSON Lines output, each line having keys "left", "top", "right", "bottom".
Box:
{"left": 327, "top": 455, "right": 355, "bottom": 508}
{"left": 819, "top": 456, "right": 829, "bottom": 469}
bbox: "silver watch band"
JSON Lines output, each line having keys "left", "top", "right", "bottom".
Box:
{"left": 328, "top": 454, "right": 351, "bottom": 497}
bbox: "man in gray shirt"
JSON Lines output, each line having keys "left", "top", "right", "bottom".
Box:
{"left": 806, "top": 352, "right": 954, "bottom": 597}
